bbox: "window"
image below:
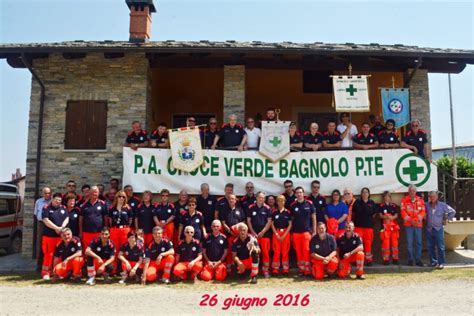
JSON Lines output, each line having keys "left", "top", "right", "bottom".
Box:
{"left": 0, "top": 198, "right": 17, "bottom": 217}
{"left": 303, "top": 71, "right": 333, "bottom": 93}
{"left": 65, "top": 101, "right": 107, "bottom": 149}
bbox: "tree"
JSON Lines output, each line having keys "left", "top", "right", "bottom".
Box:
{"left": 435, "top": 156, "right": 474, "bottom": 178}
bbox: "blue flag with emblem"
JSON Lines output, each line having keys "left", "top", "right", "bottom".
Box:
{"left": 380, "top": 88, "right": 410, "bottom": 128}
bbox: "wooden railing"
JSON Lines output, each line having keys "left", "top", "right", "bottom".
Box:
{"left": 438, "top": 168, "right": 473, "bottom": 220}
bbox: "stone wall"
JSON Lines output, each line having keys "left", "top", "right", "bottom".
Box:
{"left": 22, "top": 53, "right": 149, "bottom": 258}
{"left": 223, "top": 65, "right": 245, "bottom": 124}
{"left": 406, "top": 68, "right": 432, "bottom": 158}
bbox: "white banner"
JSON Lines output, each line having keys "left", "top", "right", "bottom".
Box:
{"left": 333, "top": 75, "right": 370, "bottom": 112}
{"left": 259, "top": 121, "right": 291, "bottom": 162}
{"left": 168, "top": 127, "right": 203, "bottom": 172}
{"left": 123, "top": 148, "right": 438, "bottom": 196}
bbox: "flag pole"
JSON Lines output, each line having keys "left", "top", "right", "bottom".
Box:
{"left": 448, "top": 73, "right": 458, "bottom": 179}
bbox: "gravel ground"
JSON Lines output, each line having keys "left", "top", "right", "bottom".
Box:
{"left": 0, "top": 269, "right": 473, "bottom": 315}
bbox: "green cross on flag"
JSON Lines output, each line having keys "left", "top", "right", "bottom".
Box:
{"left": 269, "top": 136, "right": 281, "bottom": 147}
{"left": 402, "top": 159, "right": 425, "bottom": 181}
{"left": 346, "top": 84, "right": 358, "bottom": 96}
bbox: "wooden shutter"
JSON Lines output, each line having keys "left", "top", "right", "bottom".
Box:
{"left": 65, "top": 101, "right": 107, "bottom": 149}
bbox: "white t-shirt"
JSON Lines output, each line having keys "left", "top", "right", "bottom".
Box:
{"left": 244, "top": 127, "right": 261, "bottom": 149}
{"left": 337, "top": 123, "right": 358, "bottom": 148}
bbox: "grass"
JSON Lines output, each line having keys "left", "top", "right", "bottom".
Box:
{"left": 0, "top": 268, "right": 472, "bottom": 289}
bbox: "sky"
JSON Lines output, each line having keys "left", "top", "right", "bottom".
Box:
{"left": 0, "top": 0, "right": 473, "bottom": 181}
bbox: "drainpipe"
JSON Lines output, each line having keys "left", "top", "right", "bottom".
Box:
{"left": 21, "top": 53, "right": 45, "bottom": 259}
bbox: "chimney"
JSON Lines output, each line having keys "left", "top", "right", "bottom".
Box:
{"left": 126, "top": 0, "right": 157, "bottom": 43}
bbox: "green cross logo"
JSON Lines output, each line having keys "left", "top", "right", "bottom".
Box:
{"left": 346, "top": 84, "right": 358, "bottom": 96}
{"left": 395, "top": 153, "right": 431, "bottom": 187}
{"left": 269, "top": 136, "right": 281, "bottom": 147}
{"left": 402, "top": 160, "right": 424, "bottom": 181}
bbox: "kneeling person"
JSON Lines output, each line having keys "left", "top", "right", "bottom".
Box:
{"left": 310, "top": 222, "right": 339, "bottom": 280}
{"left": 232, "top": 223, "right": 260, "bottom": 284}
{"left": 337, "top": 222, "right": 365, "bottom": 279}
{"left": 118, "top": 232, "right": 145, "bottom": 284}
{"left": 52, "top": 228, "right": 83, "bottom": 281}
{"left": 200, "top": 220, "right": 228, "bottom": 281}
{"left": 173, "top": 226, "right": 203, "bottom": 281}
{"left": 143, "top": 226, "right": 175, "bottom": 284}
{"left": 85, "top": 227, "right": 115, "bottom": 285}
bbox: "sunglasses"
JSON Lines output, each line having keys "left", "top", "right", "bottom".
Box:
{"left": 118, "top": 196, "right": 126, "bottom": 199}
{"left": 246, "top": 187, "right": 254, "bottom": 189}
{"left": 209, "top": 122, "right": 217, "bottom": 125}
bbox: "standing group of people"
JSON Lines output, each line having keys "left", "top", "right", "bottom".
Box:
{"left": 34, "top": 176, "right": 455, "bottom": 285}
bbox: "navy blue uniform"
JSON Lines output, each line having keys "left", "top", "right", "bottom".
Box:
{"left": 218, "top": 124, "right": 246, "bottom": 148}
{"left": 54, "top": 237, "right": 82, "bottom": 261}
{"left": 203, "top": 233, "right": 227, "bottom": 262}
{"left": 310, "top": 233, "right": 336, "bottom": 257}
{"left": 222, "top": 207, "right": 246, "bottom": 236}
{"left": 283, "top": 192, "right": 297, "bottom": 210}
{"left": 240, "top": 194, "right": 256, "bottom": 215}
{"left": 337, "top": 233, "right": 362, "bottom": 257}
{"left": 119, "top": 242, "right": 145, "bottom": 262}
{"left": 126, "top": 129, "right": 148, "bottom": 144}
{"left": 369, "top": 124, "right": 385, "bottom": 136}
{"left": 146, "top": 239, "right": 173, "bottom": 260}
{"left": 353, "top": 132, "right": 378, "bottom": 145}
{"left": 306, "top": 194, "right": 327, "bottom": 224}
{"left": 200, "top": 129, "right": 218, "bottom": 149}
{"left": 153, "top": 202, "right": 176, "bottom": 222}
{"left": 271, "top": 209, "right": 292, "bottom": 229}
{"left": 176, "top": 239, "right": 202, "bottom": 262}
{"left": 149, "top": 130, "right": 168, "bottom": 144}
{"left": 135, "top": 202, "right": 156, "bottom": 234}
{"left": 303, "top": 131, "right": 323, "bottom": 145}
{"left": 88, "top": 238, "right": 115, "bottom": 260}
{"left": 247, "top": 204, "right": 272, "bottom": 238}
{"left": 174, "top": 202, "right": 188, "bottom": 227}
{"left": 180, "top": 211, "right": 204, "bottom": 241}
{"left": 216, "top": 197, "right": 232, "bottom": 221}
{"left": 196, "top": 195, "right": 217, "bottom": 231}
{"left": 378, "top": 130, "right": 399, "bottom": 145}
{"left": 352, "top": 199, "right": 377, "bottom": 228}
{"left": 403, "top": 129, "right": 428, "bottom": 158}
{"left": 42, "top": 204, "right": 68, "bottom": 237}
{"left": 67, "top": 207, "right": 81, "bottom": 236}
{"left": 289, "top": 132, "right": 303, "bottom": 145}
{"left": 232, "top": 236, "right": 254, "bottom": 260}
{"left": 322, "top": 131, "right": 342, "bottom": 144}
{"left": 80, "top": 200, "right": 107, "bottom": 233}
{"left": 290, "top": 200, "right": 315, "bottom": 233}
{"left": 108, "top": 206, "right": 132, "bottom": 227}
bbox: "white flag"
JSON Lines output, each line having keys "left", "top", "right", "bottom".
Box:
{"left": 259, "top": 121, "right": 291, "bottom": 162}
{"left": 333, "top": 75, "right": 370, "bottom": 112}
{"left": 169, "top": 127, "right": 203, "bottom": 172}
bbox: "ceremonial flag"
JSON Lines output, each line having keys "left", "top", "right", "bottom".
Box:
{"left": 332, "top": 75, "right": 370, "bottom": 112}
{"left": 380, "top": 88, "right": 410, "bottom": 128}
{"left": 259, "top": 121, "right": 291, "bottom": 162}
{"left": 169, "top": 127, "right": 203, "bottom": 172}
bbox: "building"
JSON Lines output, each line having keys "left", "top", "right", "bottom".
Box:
{"left": 1, "top": 0, "right": 473, "bottom": 258}
{"left": 432, "top": 142, "right": 474, "bottom": 162}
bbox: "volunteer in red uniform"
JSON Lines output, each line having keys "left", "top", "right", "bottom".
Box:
{"left": 149, "top": 122, "right": 169, "bottom": 148}
{"left": 135, "top": 191, "right": 156, "bottom": 247}
{"left": 378, "top": 119, "right": 400, "bottom": 148}
{"left": 240, "top": 181, "right": 256, "bottom": 215}
{"left": 337, "top": 222, "right": 365, "bottom": 279}
{"left": 232, "top": 223, "right": 260, "bottom": 284}
{"left": 75, "top": 184, "right": 90, "bottom": 208}
{"left": 401, "top": 184, "right": 426, "bottom": 266}
{"left": 125, "top": 120, "right": 148, "bottom": 150}
{"left": 153, "top": 189, "right": 176, "bottom": 240}
{"left": 378, "top": 191, "right": 400, "bottom": 265}
{"left": 282, "top": 180, "right": 297, "bottom": 209}
{"left": 117, "top": 232, "right": 145, "bottom": 284}
{"left": 401, "top": 119, "right": 430, "bottom": 160}
{"left": 79, "top": 186, "right": 107, "bottom": 253}
{"left": 52, "top": 228, "right": 83, "bottom": 282}
{"left": 61, "top": 180, "right": 81, "bottom": 205}
{"left": 343, "top": 188, "right": 356, "bottom": 223}
{"left": 306, "top": 180, "right": 326, "bottom": 224}
{"left": 65, "top": 195, "right": 80, "bottom": 237}
{"left": 173, "top": 190, "right": 189, "bottom": 245}
{"left": 325, "top": 190, "right": 348, "bottom": 237}
{"left": 290, "top": 187, "right": 317, "bottom": 276}
{"left": 196, "top": 183, "right": 217, "bottom": 233}
{"left": 124, "top": 185, "right": 140, "bottom": 230}
{"left": 178, "top": 197, "right": 206, "bottom": 241}
{"left": 216, "top": 183, "right": 235, "bottom": 222}
{"left": 200, "top": 220, "right": 228, "bottom": 281}
{"left": 173, "top": 226, "right": 203, "bottom": 281}
{"left": 303, "top": 122, "right": 323, "bottom": 151}
{"left": 85, "top": 227, "right": 115, "bottom": 285}
{"left": 352, "top": 123, "right": 379, "bottom": 150}
{"left": 41, "top": 193, "right": 69, "bottom": 280}
{"left": 221, "top": 194, "right": 246, "bottom": 273}
{"left": 247, "top": 192, "right": 272, "bottom": 277}
{"left": 322, "top": 121, "right": 342, "bottom": 148}
{"left": 271, "top": 195, "right": 292, "bottom": 275}
{"left": 108, "top": 190, "right": 132, "bottom": 262}
{"left": 351, "top": 187, "right": 377, "bottom": 265}
{"left": 266, "top": 195, "right": 276, "bottom": 211}
{"left": 310, "top": 222, "right": 339, "bottom": 280}
{"left": 289, "top": 122, "right": 303, "bottom": 149}
{"left": 143, "top": 226, "right": 175, "bottom": 284}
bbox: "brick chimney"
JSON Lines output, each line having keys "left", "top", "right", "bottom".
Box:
{"left": 126, "top": 0, "right": 157, "bottom": 43}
